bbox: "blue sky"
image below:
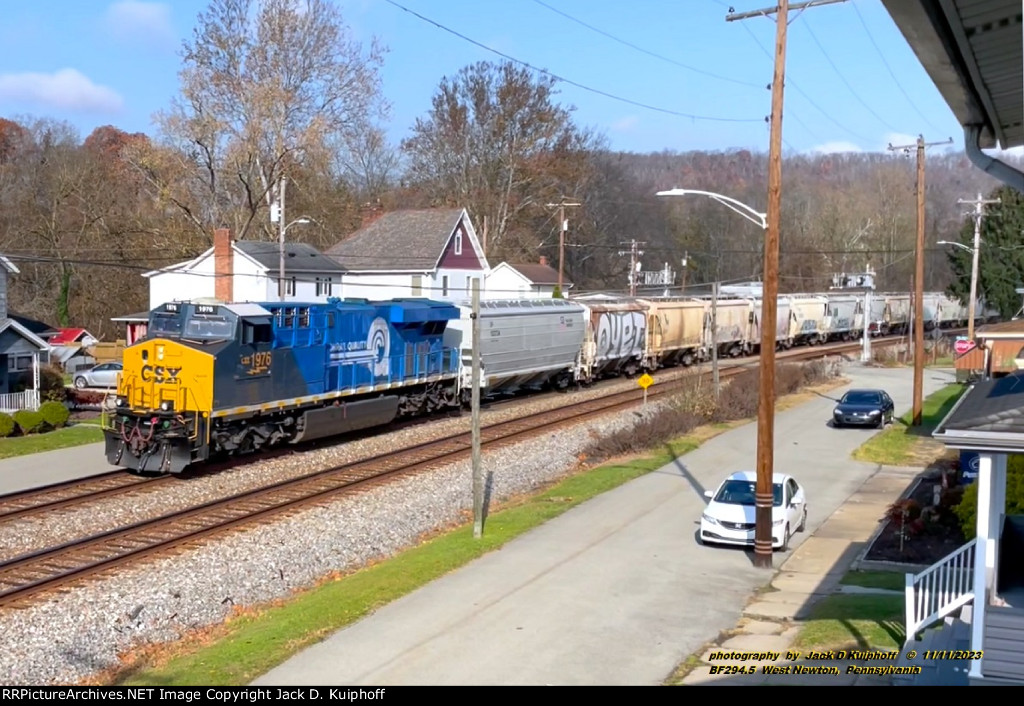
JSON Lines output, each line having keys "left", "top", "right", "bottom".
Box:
{"left": 0, "top": 0, "right": 975, "bottom": 156}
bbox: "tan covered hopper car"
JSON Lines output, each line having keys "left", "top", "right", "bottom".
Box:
{"left": 638, "top": 297, "right": 707, "bottom": 368}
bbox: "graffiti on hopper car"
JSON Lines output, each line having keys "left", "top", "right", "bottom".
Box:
{"left": 596, "top": 311, "right": 646, "bottom": 359}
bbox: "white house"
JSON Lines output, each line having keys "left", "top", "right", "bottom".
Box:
{"left": 143, "top": 228, "right": 346, "bottom": 309}
{"left": 326, "top": 208, "right": 489, "bottom": 301}
{"left": 484, "top": 257, "right": 572, "bottom": 300}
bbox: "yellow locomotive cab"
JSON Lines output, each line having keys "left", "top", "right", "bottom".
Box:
{"left": 103, "top": 338, "right": 215, "bottom": 473}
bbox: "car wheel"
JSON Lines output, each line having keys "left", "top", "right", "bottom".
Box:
{"left": 74, "top": 377, "right": 87, "bottom": 389}
{"left": 779, "top": 524, "right": 790, "bottom": 552}
{"left": 832, "top": 420, "right": 842, "bottom": 429}
{"left": 798, "top": 508, "right": 807, "bottom": 532}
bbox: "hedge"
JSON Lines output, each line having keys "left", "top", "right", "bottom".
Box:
{"left": 956, "top": 454, "right": 1024, "bottom": 539}
{"left": 38, "top": 400, "right": 71, "bottom": 429}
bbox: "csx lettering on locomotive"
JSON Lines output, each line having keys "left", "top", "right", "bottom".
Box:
{"left": 140, "top": 365, "right": 182, "bottom": 384}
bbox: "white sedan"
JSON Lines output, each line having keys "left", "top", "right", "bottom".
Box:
{"left": 699, "top": 471, "right": 807, "bottom": 551}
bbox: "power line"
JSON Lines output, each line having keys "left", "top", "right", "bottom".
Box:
{"left": 849, "top": 1, "right": 947, "bottom": 136}
{"left": 529, "top": 0, "right": 763, "bottom": 89}
{"left": 735, "top": 15, "right": 873, "bottom": 145}
{"left": 798, "top": 15, "right": 906, "bottom": 136}
{"left": 382, "top": 0, "right": 764, "bottom": 124}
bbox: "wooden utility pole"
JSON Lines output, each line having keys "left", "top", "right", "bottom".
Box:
{"left": 546, "top": 199, "right": 581, "bottom": 295}
{"left": 958, "top": 193, "right": 1000, "bottom": 340}
{"left": 888, "top": 135, "right": 953, "bottom": 426}
{"left": 618, "top": 240, "right": 646, "bottom": 296}
{"left": 471, "top": 278, "right": 483, "bottom": 538}
{"left": 727, "top": 0, "right": 848, "bottom": 568}
{"left": 277, "top": 175, "right": 287, "bottom": 301}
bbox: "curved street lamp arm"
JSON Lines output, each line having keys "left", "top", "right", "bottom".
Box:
{"left": 656, "top": 188, "right": 768, "bottom": 230}
{"left": 936, "top": 240, "right": 975, "bottom": 255}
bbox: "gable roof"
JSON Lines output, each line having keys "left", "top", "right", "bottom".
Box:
{"left": 50, "top": 328, "right": 96, "bottom": 345}
{"left": 326, "top": 208, "right": 469, "bottom": 272}
{"left": 235, "top": 241, "right": 346, "bottom": 275}
{"left": 8, "top": 312, "right": 59, "bottom": 339}
{"left": 0, "top": 318, "right": 50, "bottom": 350}
{"left": 505, "top": 262, "right": 572, "bottom": 287}
{"left": 111, "top": 311, "right": 150, "bottom": 323}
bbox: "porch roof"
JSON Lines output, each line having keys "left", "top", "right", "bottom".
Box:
{"left": 934, "top": 373, "right": 1024, "bottom": 452}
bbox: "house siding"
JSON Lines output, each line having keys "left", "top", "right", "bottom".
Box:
{"left": 149, "top": 251, "right": 341, "bottom": 308}
{"left": 342, "top": 273, "right": 419, "bottom": 300}
{"left": 436, "top": 222, "right": 485, "bottom": 270}
{"left": 982, "top": 605, "right": 1024, "bottom": 682}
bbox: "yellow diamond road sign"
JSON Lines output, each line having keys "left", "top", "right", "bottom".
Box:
{"left": 637, "top": 373, "right": 654, "bottom": 389}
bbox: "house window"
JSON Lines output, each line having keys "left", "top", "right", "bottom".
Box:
{"left": 315, "top": 277, "right": 333, "bottom": 297}
{"left": 411, "top": 275, "right": 423, "bottom": 296}
{"left": 442, "top": 275, "right": 449, "bottom": 297}
{"left": 454, "top": 231, "right": 463, "bottom": 256}
{"left": 10, "top": 355, "right": 32, "bottom": 371}
{"left": 286, "top": 277, "right": 296, "bottom": 296}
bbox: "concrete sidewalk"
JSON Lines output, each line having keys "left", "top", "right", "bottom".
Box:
{"left": 679, "top": 464, "right": 922, "bottom": 686}
{"left": 253, "top": 365, "right": 948, "bottom": 686}
{"left": 0, "top": 441, "right": 113, "bottom": 494}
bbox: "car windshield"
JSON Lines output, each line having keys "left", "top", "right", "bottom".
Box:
{"left": 842, "top": 391, "right": 881, "bottom": 405}
{"left": 713, "top": 480, "right": 783, "bottom": 507}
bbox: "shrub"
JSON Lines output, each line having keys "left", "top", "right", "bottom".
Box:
{"left": 888, "top": 498, "right": 922, "bottom": 524}
{"left": 0, "top": 413, "right": 14, "bottom": 438}
{"left": 38, "top": 400, "right": 70, "bottom": 430}
{"left": 956, "top": 454, "right": 1024, "bottom": 539}
{"left": 67, "top": 389, "right": 108, "bottom": 408}
{"left": 13, "top": 409, "right": 45, "bottom": 435}
{"left": 39, "top": 364, "right": 67, "bottom": 402}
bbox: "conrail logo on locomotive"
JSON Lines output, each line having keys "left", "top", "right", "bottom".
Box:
{"left": 140, "top": 365, "right": 181, "bottom": 384}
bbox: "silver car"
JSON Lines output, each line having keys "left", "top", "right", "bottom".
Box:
{"left": 73, "top": 362, "right": 122, "bottom": 389}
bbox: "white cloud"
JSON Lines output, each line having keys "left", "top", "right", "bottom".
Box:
{"left": 0, "top": 69, "right": 124, "bottom": 113}
{"left": 611, "top": 116, "right": 639, "bottom": 132}
{"left": 882, "top": 132, "right": 920, "bottom": 151}
{"left": 104, "top": 1, "right": 174, "bottom": 47}
{"left": 810, "top": 141, "right": 862, "bottom": 154}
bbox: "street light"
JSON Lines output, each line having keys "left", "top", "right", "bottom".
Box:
{"left": 656, "top": 189, "right": 768, "bottom": 230}
{"left": 937, "top": 240, "right": 980, "bottom": 339}
{"left": 657, "top": 187, "right": 776, "bottom": 567}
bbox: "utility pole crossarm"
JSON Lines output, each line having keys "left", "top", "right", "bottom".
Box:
{"left": 725, "top": 0, "right": 846, "bottom": 21}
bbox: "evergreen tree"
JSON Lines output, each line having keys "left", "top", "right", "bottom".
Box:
{"left": 946, "top": 186, "right": 1024, "bottom": 320}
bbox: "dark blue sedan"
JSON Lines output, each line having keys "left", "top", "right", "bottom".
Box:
{"left": 832, "top": 389, "right": 894, "bottom": 428}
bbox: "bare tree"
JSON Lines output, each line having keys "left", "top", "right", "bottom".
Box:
{"left": 401, "top": 60, "right": 599, "bottom": 259}
{"left": 152, "top": 0, "right": 387, "bottom": 241}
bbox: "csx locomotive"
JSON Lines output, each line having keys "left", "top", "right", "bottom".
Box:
{"left": 103, "top": 298, "right": 462, "bottom": 473}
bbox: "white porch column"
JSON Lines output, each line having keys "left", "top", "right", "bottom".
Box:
{"left": 970, "top": 451, "right": 996, "bottom": 679}
{"left": 31, "top": 351, "right": 40, "bottom": 410}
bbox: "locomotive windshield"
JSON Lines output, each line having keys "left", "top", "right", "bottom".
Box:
{"left": 183, "top": 316, "right": 235, "bottom": 340}
{"left": 149, "top": 312, "right": 182, "bottom": 337}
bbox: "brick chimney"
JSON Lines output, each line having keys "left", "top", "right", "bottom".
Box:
{"left": 213, "top": 228, "right": 233, "bottom": 302}
{"left": 539, "top": 255, "right": 548, "bottom": 267}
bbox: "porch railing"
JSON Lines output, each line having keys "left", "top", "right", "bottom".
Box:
{"left": 906, "top": 537, "right": 977, "bottom": 641}
{"left": 0, "top": 390, "right": 41, "bottom": 413}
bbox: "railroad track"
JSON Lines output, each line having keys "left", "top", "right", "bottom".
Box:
{"left": 0, "top": 330, "right": 937, "bottom": 527}
{"left": 0, "top": 330, "right": 948, "bottom": 608}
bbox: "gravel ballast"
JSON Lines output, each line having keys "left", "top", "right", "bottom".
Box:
{"left": 0, "top": 399, "right": 672, "bottom": 686}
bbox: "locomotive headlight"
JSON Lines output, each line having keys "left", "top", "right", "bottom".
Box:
{"left": 160, "top": 401, "right": 174, "bottom": 412}
{"left": 116, "top": 397, "right": 127, "bottom": 407}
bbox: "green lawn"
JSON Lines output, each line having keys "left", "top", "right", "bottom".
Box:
{"left": 115, "top": 439, "right": 705, "bottom": 685}
{"left": 791, "top": 594, "right": 905, "bottom": 653}
{"left": 0, "top": 423, "right": 103, "bottom": 459}
{"left": 851, "top": 384, "right": 966, "bottom": 466}
{"left": 839, "top": 569, "right": 906, "bottom": 592}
